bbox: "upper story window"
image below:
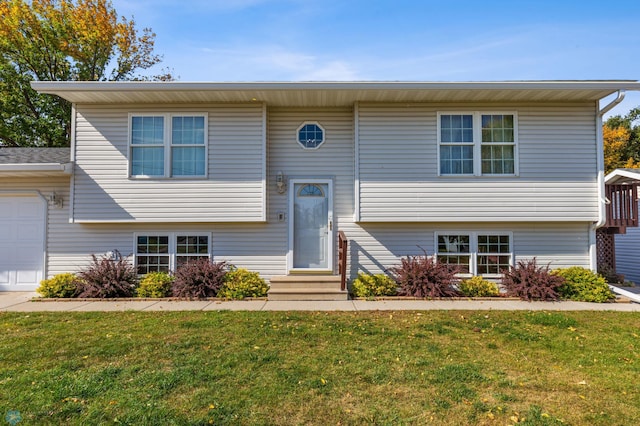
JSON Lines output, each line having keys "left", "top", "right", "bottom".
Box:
{"left": 297, "top": 122, "right": 325, "bottom": 149}
{"left": 438, "top": 112, "right": 517, "bottom": 176}
{"left": 130, "top": 113, "right": 207, "bottom": 178}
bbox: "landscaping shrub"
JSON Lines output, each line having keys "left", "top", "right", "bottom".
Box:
{"left": 351, "top": 273, "right": 397, "bottom": 297}
{"left": 218, "top": 267, "right": 268, "bottom": 299}
{"left": 76, "top": 254, "right": 138, "bottom": 298}
{"left": 36, "top": 272, "right": 80, "bottom": 298}
{"left": 501, "top": 258, "right": 565, "bottom": 301}
{"left": 458, "top": 276, "right": 500, "bottom": 297}
{"left": 137, "top": 271, "right": 174, "bottom": 298}
{"left": 389, "top": 251, "right": 460, "bottom": 298}
{"left": 553, "top": 266, "right": 615, "bottom": 303}
{"left": 172, "top": 258, "right": 229, "bottom": 299}
{"left": 597, "top": 264, "right": 625, "bottom": 285}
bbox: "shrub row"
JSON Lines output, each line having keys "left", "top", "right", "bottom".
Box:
{"left": 37, "top": 256, "right": 268, "bottom": 300}
{"left": 350, "top": 254, "right": 615, "bottom": 303}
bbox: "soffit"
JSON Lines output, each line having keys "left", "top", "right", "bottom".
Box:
{"left": 31, "top": 81, "right": 640, "bottom": 106}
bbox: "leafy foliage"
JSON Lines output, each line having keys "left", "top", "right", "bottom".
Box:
{"left": 458, "top": 276, "right": 500, "bottom": 297}
{"left": 218, "top": 267, "right": 268, "bottom": 299}
{"left": 0, "top": 0, "right": 170, "bottom": 147}
{"left": 597, "top": 264, "right": 625, "bottom": 285}
{"left": 172, "top": 259, "right": 228, "bottom": 299}
{"left": 604, "top": 107, "right": 640, "bottom": 173}
{"left": 553, "top": 266, "right": 615, "bottom": 303}
{"left": 137, "top": 272, "right": 174, "bottom": 298}
{"left": 351, "top": 273, "right": 398, "bottom": 297}
{"left": 36, "top": 272, "right": 80, "bottom": 298}
{"left": 389, "top": 251, "right": 460, "bottom": 298}
{"left": 501, "top": 258, "right": 565, "bottom": 301}
{"left": 76, "top": 254, "right": 138, "bottom": 298}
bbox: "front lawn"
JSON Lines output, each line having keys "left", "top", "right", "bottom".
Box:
{"left": 0, "top": 311, "right": 638, "bottom": 425}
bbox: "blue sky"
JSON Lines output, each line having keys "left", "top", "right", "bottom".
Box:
{"left": 112, "top": 0, "right": 640, "bottom": 117}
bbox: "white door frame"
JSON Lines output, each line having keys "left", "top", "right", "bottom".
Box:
{"left": 287, "top": 178, "right": 334, "bottom": 273}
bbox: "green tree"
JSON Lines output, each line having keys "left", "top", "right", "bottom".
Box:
{"left": 605, "top": 107, "right": 640, "bottom": 173}
{"left": 0, "top": 0, "right": 171, "bottom": 147}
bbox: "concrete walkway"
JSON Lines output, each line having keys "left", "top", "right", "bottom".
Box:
{"left": 1, "top": 292, "right": 639, "bottom": 312}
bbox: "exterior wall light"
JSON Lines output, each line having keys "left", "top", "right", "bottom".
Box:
{"left": 276, "top": 171, "right": 286, "bottom": 194}
{"left": 49, "top": 192, "right": 63, "bottom": 208}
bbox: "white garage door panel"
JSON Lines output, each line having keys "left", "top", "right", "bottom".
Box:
{"left": 17, "top": 223, "right": 41, "bottom": 241}
{"left": 0, "top": 196, "right": 45, "bottom": 290}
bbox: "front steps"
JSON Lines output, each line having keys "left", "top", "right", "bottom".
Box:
{"left": 268, "top": 275, "right": 349, "bottom": 301}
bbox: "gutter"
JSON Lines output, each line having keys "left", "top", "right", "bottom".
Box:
{"left": 0, "top": 162, "right": 72, "bottom": 174}
{"left": 595, "top": 90, "right": 626, "bottom": 228}
{"left": 589, "top": 91, "right": 626, "bottom": 271}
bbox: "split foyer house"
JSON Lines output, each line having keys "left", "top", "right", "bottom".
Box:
{"left": 1, "top": 81, "right": 639, "bottom": 298}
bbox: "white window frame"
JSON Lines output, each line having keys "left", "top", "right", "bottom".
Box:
{"left": 134, "top": 232, "right": 212, "bottom": 274}
{"left": 435, "top": 231, "right": 513, "bottom": 278}
{"left": 129, "top": 113, "right": 208, "bottom": 179}
{"left": 437, "top": 112, "right": 518, "bottom": 177}
{"left": 296, "top": 121, "right": 326, "bottom": 150}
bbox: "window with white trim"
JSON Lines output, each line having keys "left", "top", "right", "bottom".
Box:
{"left": 438, "top": 112, "right": 516, "bottom": 176}
{"left": 436, "top": 232, "right": 512, "bottom": 277}
{"left": 297, "top": 122, "right": 325, "bottom": 149}
{"left": 135, "top": 233, "right": 210, "bottom": 274}
{"left": 130, "top": 114, "right": 207, "bottom": 177}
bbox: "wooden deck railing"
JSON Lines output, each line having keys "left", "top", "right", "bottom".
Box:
{"left": 605, "top": 184, "right": 638, "bottom": 230}
{"left": 338, "top": 231, "right": 348, "bottom": 291}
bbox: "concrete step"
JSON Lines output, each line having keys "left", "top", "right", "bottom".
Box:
{"left": 268, "top": 275, "right": 349, "bottom": 301}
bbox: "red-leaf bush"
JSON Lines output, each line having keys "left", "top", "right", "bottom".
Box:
{"left": 501, "top": 258, "right": 565, "bottom": 301}
{"left": 389, "top": 251, "right": 460, "bottom": 298}
{"left": 172, "top": 258, "right": 229, "bottom": 299}
{"left": 76, "top": 254, "right": 138, "bottom": 298}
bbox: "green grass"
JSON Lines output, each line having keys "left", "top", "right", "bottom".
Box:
{"left": 0, "top": 310, "right": 638, "bottom": 425}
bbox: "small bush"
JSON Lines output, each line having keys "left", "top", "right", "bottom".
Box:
{"left": 172, "top": 258, "right": 228, "bottom": 299}
{"left": 597, "top": 264, "right": 624, "bottom": 285}
{"left": 389, "top": 251, "right": 460, "bottom": 298}
{"left": 76, "top": 255, "right": 138, "bottom": 298}
{"left": 501, "top": 258, "right": 565, "bottom": 301}
{"left": 36, "top": 273, "right": 80, "bottom": 298}
{"left": 553, "top": 266, "right": 615, "bottom": 303}
{"left": 458, "top": 276, "right": 500, "bottom": 297}
{"left": 218, "top": 267, "right": 268, "bottom": 299}
{"left": 137, "top": 272, "right": 174, "bottom": 298}
{"left": 351, "top": 273, "right": 397, "bottom": 297}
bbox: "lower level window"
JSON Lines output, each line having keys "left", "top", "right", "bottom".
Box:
{"left": 436, "top": 232, "right": 512, "bottom": 277}
{"left": 135, "top": 233, "right": 210, "bottom": 274}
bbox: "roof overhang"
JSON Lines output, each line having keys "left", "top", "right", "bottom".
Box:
{"left": 31, "top": 80, "right": 640, "bottom": 106}
{"left": 0, "top": 162, "right": 73, "bottom": 177}
{"left": 605, "top": 168, "right": 640, "bottom": 185}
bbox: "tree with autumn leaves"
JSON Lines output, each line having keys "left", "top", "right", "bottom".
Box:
{"left": 604, "top": 107, "right": 640, "bottom": 174}
{"left": 0, "top": 0, "right": 171, "bottom": 147}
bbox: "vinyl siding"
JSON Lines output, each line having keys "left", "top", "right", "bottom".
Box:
{"left": 344, "top": 222, "right": 591, "bottom": 279}
{"left": 72, "top": 103, "right": 266, "bottom": 222}
{"left": 263, "top": 107, "right": 355, "bottom": 273}
{"left": 615, "top": 205, "right": 640, "bottom": 284}
{"left": 2, "top": 103, "right": 597, "bottom": 284}
{"left": 357, "top": 102, "right": 598, "bottom": 222}
{"left": 0, "top": 176, "right": 74, "bottom": 277}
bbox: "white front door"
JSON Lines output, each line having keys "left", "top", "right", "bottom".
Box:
{"left": 0, "top": 196, "right": 46, "bottom": 290}
{"left": 289, "top": 180, "right": 333, "bottom": 271}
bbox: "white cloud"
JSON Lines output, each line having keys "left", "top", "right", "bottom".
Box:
{"left": 171, "top": 44, "right": 363, "bottom": 81}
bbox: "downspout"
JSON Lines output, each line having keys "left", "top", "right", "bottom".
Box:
{"left": 589, "top": 90, "right": 625, "bottom": 271}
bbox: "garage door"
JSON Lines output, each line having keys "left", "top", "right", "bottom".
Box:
{"left": 0, "top": 196, "right": 45, "bottom": 291}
